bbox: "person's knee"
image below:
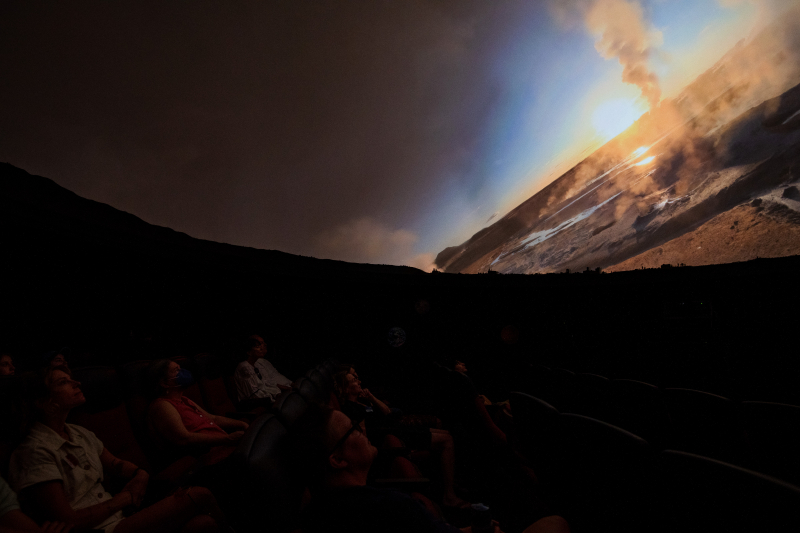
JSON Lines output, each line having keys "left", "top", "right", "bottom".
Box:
{"left": 523, "top": 515, "right": 570, "bottom": 533}
{"left": 185, "top": 486, "right": 216, "bottom": 513}
{"left": 182, "top": 513, "right": 219, "bottom": 533}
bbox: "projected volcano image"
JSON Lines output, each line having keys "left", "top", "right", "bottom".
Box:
{"left": 436, "top": 9, "right": 800, "bottom": 274}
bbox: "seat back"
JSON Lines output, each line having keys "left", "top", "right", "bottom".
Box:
{"left": 272, "top": 392, "right": 309, "bottom": 428}
{"left": 120, "top": 360, "right": 154, "bottom": 439}
{"left": 663, "top": 388, "right": 746, "bottom": 464}
{"left": 657, "top": 450, "right": 800, "bottom": 533}
{"left": 548, "top": 368, "right": 577, "bottom": 412}
{"left": 609, "top": 379, "right": 669, "bottom": 447}
{"left": 508, "top": 392, "right": 559, "bottom": 479}
{"left": 572, "top": 373, "right": 611, "bottom": 421}
{"left": 230, "top": 415, "right": 305, "bottom": 533}
{"left": 69, "top": 366, "right": 152, "bottom": 472}
{"left": 741, "top": 401, "right": 800, "bottom": 486}
{"left": 296, "top": 377, "right": 321, "bottom": 404}
{"left": 552, "top": 413, "right": 657, "bottom": 533}
{"left": 306, "top": 368, "right": 330, "bottom": 398}
{"left": 193, "top": 353, "right": 237, "bottom": 416}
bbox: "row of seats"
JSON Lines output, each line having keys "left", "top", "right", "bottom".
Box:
{"left": 510, "top": 391, "right": 800, "bottom": 533}
{"left": 517, "top": 365, "right": 800, "bottom": 485}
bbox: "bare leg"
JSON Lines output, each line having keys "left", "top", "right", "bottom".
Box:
{"left": 115, "top": 486, "right": 222, "bottom": 533}
{"left": 522, "top": 515, "right": 571, "bottom": 533}
{"left": 430, "top": 430, "right": 467, "bottom": 507}
{"left": 180, "top": 514, "right": 220, "bottom": 533}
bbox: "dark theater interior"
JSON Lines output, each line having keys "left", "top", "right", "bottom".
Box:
{"left": 3, "top": 2, "right": 800, "bottom": 532}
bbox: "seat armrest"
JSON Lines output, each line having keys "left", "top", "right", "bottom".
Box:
{"left": 225, "top": 411, "right": 257, "bottom": 421}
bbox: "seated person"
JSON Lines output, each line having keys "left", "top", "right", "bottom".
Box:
{"left": 335, "top": 370, "right": 469, "bottom": 510}
{"left": 146, "top": 359, "right": 247, "bottom": 467}
{"left": 294, "top": 404, "right": 570, "bottom": 533}
{"left": 232, "top": 335, "right": 292, "bottom": 406}
{"left": 2, "top": 474, "right": 72, "bottom": 533}
{"left": 40, "top": 350, "right": 70, "bottom": 372}
{"left": 443, "top": 359, "right": 507, "bottom": 448}
{"left": 0, "top": 354, "right": 15, "bottom": 377}
{"left": 9, "top": 365, "right": 225, "bottom": 533}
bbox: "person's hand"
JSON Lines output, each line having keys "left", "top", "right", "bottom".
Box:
{"left": 227, "top": 430, "right": 245, "bottom": 443}
{"left": 122, "top": 470, "right": 149, "bottom": 507}
{"left": 40, "top": 521, "right": 73, "bottom": 532}
{"left": 111, "top": 491, "right": 134, "bottom": 511}
{"left": 237, "top": 420, "right": 249, "bottom": 431}
{"left": 277, "top": 384, "right": 291, "bottom": 391}
{"left": 361, "top": 388, "right": 375, "bottom": 401}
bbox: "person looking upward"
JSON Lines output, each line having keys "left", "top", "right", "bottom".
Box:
{"left": 233, "top": 335, "right": 292, "bottom": 405}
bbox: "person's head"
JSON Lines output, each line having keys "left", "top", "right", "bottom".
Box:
{"left": 42, "top": 348, "right": 71, "bottom": 370}
{"left": 292, "top": 404, "right": 376, "bottom": 491}
{"left": 0, "top": 354, "right": 15, "bottom": 376}
{"left": 146, "top": 359, "right": 194, "bottom": 398}
{"left": 454, "top": 360, "right": 467, "bottom": 373}
{"left": 334, "top": 371, "right": 362, "bottom": 401}
{"left": 32, "top": 366, "right": 84, "bottom": 419}
{"left": 242, "top": 335, "right": 267, "bottom": 360}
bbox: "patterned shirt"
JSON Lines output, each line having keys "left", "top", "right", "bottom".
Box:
{"left": 234, "top": 358, "right": 292, "bottom": 402}
{"left": 9, "top": 422, "right": 124, "bottom": 532}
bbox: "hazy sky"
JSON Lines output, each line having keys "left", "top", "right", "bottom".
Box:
{"left": 0, "top": 0, "right": 787, "bottom": 269}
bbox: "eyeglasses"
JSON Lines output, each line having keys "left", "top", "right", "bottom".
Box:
{"left": 330, "top": 421, "right": 361, "bottom": 454}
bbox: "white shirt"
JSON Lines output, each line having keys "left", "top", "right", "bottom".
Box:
{"left": 9, "top": 422, "right": 124, "bottom": 533}
{"left": 234, "top": 358, "right": 292, "bottom": 402}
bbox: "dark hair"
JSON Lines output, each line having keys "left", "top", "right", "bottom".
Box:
{"left": 237, "top": 335, "right": 263, "bottom": 359}
{"left": 290, "top": 403, "right": 336, "bottom": 491}
{"left": 332, "top": 371, "right": 353, "bottom": 403}
{"left": 145, "top": 359, "right": 173, "bottom": 399}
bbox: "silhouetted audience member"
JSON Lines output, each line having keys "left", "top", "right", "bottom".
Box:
{"left": 40, "top": 350, "right": 69, "bottom": 372}
{"left": 146, "top": 360, "right": 247, "bottom": 467}
{"left": 294, "top": 404, "right": 570, "bottom": 533}
{"left": 443, "top": 359, "right": 507, "bottom": 447}
{"left": 334, "top": 370, "right": 469, "bottom": 510}
{"left": 9, "top": 365, "right": 225, "bottom": 532}
{"left": 232, "top": 335, "right": 292, "bottom": 406}
{"left": 0, "top": 354, "right": 15, "bottom": 377}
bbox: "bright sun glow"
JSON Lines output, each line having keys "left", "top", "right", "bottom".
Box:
{"left": 592, "top": 98, "right": 647, "bottom": 141}
{"left": 635, "top": 156, "right": 656, "bottom": 166}
{"left": 632, "top": 146, "right": 649, "bottom": 157}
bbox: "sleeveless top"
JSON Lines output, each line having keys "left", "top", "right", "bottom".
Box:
{"left": 157, "top": 396, "right": 227, "bottom": 436}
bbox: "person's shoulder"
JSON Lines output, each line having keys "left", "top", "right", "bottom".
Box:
{"left": 235, "top": 361, "right": 254, "bottom": 374}
{"left": 66, "top": 423, "right": 99, "bottom": 443}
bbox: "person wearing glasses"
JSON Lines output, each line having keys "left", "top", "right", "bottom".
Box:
{"left": 233, "top": 335, "right": 293, "bottom": 408}
{"left": 294, "top": 404, "right": 570, "bottom": 533}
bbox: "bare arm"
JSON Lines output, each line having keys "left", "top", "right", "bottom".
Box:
{"left": 0, "top": 508, "right": 46, "bottom": 531}
{"left": 362, "top": 389, "right": 392, "bottom": 416}
{"left": 184, "top": 399, "right": 248, "bottom": 432}
{"left": 99, "top": 448, "right": 149, "bottom": 507}
{"left": 22, "top": 481, "right": 130, "bottom": 530}
{"left": 149, "top": 401, "right": 240, "bottom": 448}
{"left": 473, "top": 397, "right": 507, "bottom": 446}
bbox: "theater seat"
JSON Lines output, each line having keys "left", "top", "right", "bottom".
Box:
{"left": 230, "top": 414, "right": 305, "bottom": 533}
{"left": 306, "top": 368, "right": 330, "bottom": 398}
{"left": 69, "top": 366, "right": 152, "bottom": 474}
{"left": 296, "top": 377, "right": 322, "bottom": 404}
{"left": 741, "top": 401, "right": 800, "bottom": 486}
{"left": 609, "top": 379, "right": 669, "bottom": 447}
{"left": 657, "top": 450, "right": 800, "bottom": 533}
{"left": 272, "top": 391, "right": 309, "bottom": 428}
{"left": 551, "top": 413, "right": 657, "bottom": 533}
{"left": 508, "top": 392, "right": 559, "bottom": 483}
{"left": 193, "top": 353, "right": 237, "bottom": 416}
{"left": 572, "top": 373, "right": 611, "bottom": 421}
{"left": 663, "top": 388, "right": 746, "bottom": 465}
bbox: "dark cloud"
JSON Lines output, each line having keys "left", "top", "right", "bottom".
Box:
{"left": 0, "top": 0, "right": 535, "bottom": 262}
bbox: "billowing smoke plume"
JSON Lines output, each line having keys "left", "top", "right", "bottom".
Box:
{"left": 551, "top": 0, "right": 663, "bottom": 109}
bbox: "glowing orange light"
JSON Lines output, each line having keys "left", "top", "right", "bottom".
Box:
{"left": 632, "top": 146, "right": 649, "bottom": 157}
{"left": 635, "top": 156, "right": 656, "bottom": 166}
